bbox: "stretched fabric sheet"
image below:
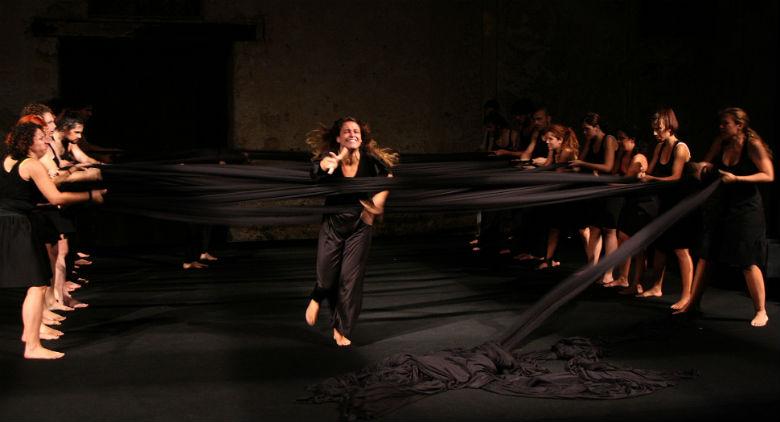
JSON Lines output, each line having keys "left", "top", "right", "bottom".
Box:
{"left": 96, "top": 161, "right": 666, "bottom": 225}
{"left": 302, "top": 179, "right": 719, "bottom": 420}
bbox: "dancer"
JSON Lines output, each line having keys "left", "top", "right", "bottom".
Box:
{"left": 679, "top": 108, "right": 773, "bottom": 326}
{"left": 640, "top": 108, "right": 694, "bottom": 309}
{"left": 1, "top": 119, "right": 104, "bottom": 358}
{"left": 571, "top": 112, "right": 620, "bottom": 283}
{"left": 611, "top": 127, "right": 658, "bottom": 293}
{"left": 536, "top": 124, "right": 579, "bottom": 269}
{"left": 304, "top": 117, "right": 398, "bottom": 346}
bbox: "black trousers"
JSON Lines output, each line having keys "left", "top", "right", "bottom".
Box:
{"left": 311, "top": 212, "right": 373, "bottom": 337}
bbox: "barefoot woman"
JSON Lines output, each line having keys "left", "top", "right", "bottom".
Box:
{"left": 304, "top": 117, "right": 398, "bottom": 346}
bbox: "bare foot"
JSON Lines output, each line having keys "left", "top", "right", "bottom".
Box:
{"left": 182, "top": 261, "right": 208, "bottom": 270}
{"left": 305, "top": 300, "right": 320, "bottom": 326}
{"left": 604, "top": 276, "right": 629, "bottom": 288}
{"left": 44, "top": 309, "right": 65, "bottom": 322}
{"left": 39, "top": 324, "right": 63, "bottom": 339}
{"left": 619, "top": 284, "right": 643, "bottom": 295}
{"left": 24, "top": 345, "right": 64, "bottom": 359}
{"left": 74, "top": 258, "right": 92, "bottom": 266}
{"left": 637, "top": 286, "right": 662, "bottom": 298}
{"left": 514, "top": 253, "right": 538, "bottom": 262}
{"left": 199, "top": 252, "right": 218, "bottom": 261}
{"left": 468, "top": 238, "right": 479, "bottom": 246}
{"left": 65, "top": 281, "right": 82, "bottom": 292}
{"left": 64, "top": 296, "right": 88, "bottom": 309}
{"left": 671, "top": 296, "right": 691, "bottom": 310}
{"left": 333, "top": 328, "right": 351, "bottom": 347}
{"left": 751, "top": 310, "right": 769, "bottom": 327}
{"left": 49, "top": 301, "right": 75, "bottom": 312}
{"left": 536, "top": 259, "right": 560, "bottom": 270}
{"left": 77, "top": 252, "right": 90, "bottom": 259}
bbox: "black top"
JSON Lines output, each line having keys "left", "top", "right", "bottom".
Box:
{"left": 581, "top": 135, "right": 611, "bottom": 172}
{"left": 0, "top": 158, "right": 36, "bottom": 213}
{"left": 311, "top": 148, "right": 390, "bottom": 207}
{"left": 651, "top": 140, "right": 683, "bottom": 178}
{"left": 714, "top": 136, "right": 762, "bottom": 213}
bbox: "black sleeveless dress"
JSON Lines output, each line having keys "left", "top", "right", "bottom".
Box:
{"left": 617, "top": 149, "right": 659, "bottom": 236}
{"left": 0, "top": 159, "right": 52, "bottom": 288}
{"left": 652, "top": 141, "right": 698, "bottom": 250}
{"left": 581, "top": 135, "right": 624, "bottom": 229}
{"left": 699, "top": 139, "right": 766, "bottom": 268}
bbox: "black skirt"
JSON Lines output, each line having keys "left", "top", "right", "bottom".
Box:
{"left": 0, "top": 210, "right": 52, "bottom": 288}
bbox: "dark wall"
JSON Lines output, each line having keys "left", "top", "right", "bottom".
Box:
{"left": 1, "top": 0, "right": 777, "bottom": 239}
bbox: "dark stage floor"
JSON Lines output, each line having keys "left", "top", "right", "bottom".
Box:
{"left": 1, "top": 234, "right": 778, "bottom": 421}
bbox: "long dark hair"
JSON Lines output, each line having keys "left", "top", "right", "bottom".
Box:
{"left": 305, "top": 116, "right": 399, "bottom": 167}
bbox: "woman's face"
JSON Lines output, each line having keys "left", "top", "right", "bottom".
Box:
{"left": 337, "top": 121, "right": 362, "bottom": 150}
{"left": 29, "top": 128, "right": 48, "bottom": 158}
{"left": 42, "top": 112, "right": 56, "bottom": 140}
{"left": 617, "top": 133, "right": 635, "bottom": 152}
{"left": 63, "top": 123, "right": 84, "bottom": 144}
{"left": 719, "top": 115, "right": 741, "bottom": 138}
{"left": 581, "top": 123, "right": 598, "bottom": 141}
{"left": 652, "top": 119, "right": 669, "bottom": 142}
{"left": 542, "top": 132, "right": 563, "bottom": 150}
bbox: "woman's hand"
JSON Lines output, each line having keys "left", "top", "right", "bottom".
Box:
{"left": 359, "top": 199, "right": 384, "bottom": 226}
{"left": 719, "top": 169, "right": 739, "bottom": 183}
{"left": 90, "top": 189, "right": 108, "bottom": 204}
{"left": 532, "top": 157, "right": 547, "bottom": 166}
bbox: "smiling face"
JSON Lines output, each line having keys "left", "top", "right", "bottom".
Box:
{"left": 337, "top": 120, "right": 362, "bottom": 150}
{"left": 29, "top": 128, "right": 48, "bottom": 158}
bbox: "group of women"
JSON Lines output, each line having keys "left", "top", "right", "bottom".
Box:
{"left": 1, "top": 105, "right": 772, "bottom": 358}
{"left": 1, "top": 105, "right": 105, "bottom": 359}
{"left": 491, "top": 106, "right": 772, "bottom": 328}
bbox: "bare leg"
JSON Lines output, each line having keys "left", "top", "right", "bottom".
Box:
{"left": 639, "top": 249, "right": 665, "bottom": 297}
{"left": 620, "top": 249, "right": 646, "bottom": 295}
{"left": 674, "top": 258, "right": 708, "bottom": 314}
{"left": 744, "top": 265, "right": 768, "bottom": 327}
{"left": 670, "top": 248, "right": 693, "bottom": 310}
{"left": 537, "top": 229, "right": 561, "bottom": 269}
{"left": 600, "top": 228, "right": 618, "bottom": 284}
{"left": 586, "top": 226, "right": 602, "bottom": 266}
{"left": 22, "top": 286, "right": 64, "bottom": 359}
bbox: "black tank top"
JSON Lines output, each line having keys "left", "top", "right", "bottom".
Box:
{"left": 652, "top": 141, "right": 683, "bottom": 177}
{"left": 0, "top": 158, "right": 37, "bottom": 212}
{"left": 716, "top": 136, "right": 761, "bottom": 204}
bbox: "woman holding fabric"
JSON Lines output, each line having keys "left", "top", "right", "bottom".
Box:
{"left": 1, "top": 119, "right": 104, "bottom": 358}
{"left": 303, "top": 117, "right": 398, "bottom": 346}
{"left": 678, "top": 108, "right": 773, "bottom": 326}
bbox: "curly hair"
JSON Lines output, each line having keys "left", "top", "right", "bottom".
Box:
{"left": 305, "top": 116, "right": 399, "bottom": 168}
{"left": 20, "top": 103, "right": 53, "bottom": 118}
{"left": 5, "top": 122, "right": 43, "bottom": 160}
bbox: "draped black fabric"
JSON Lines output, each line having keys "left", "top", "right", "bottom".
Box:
{"left": 301, "top": 180, "right": 720, "bottom": 420}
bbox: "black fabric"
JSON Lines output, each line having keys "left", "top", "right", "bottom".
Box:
{"left": 302, "top": 179, "right": 720, "bottom": 419}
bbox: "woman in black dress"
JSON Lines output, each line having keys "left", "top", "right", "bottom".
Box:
{"left": 536, "top": 123, "right": 580, "bottom": 269}
{"left": 611, "top": 127, "right": 658, "bottom": 294}
{"left": 303, "top": 117, "right": 398, "bottom": 346}
{"left": 639, "top": 108, "right": 694, "bottom": 310}
{"left": 571, "top": 112, "right": 621, "bottom": 284}
{"left": 678, "top": 108, "right": 773, "bottom": 327}
{"left": 1, "top": 119, "right": 104, "bottom": 358}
